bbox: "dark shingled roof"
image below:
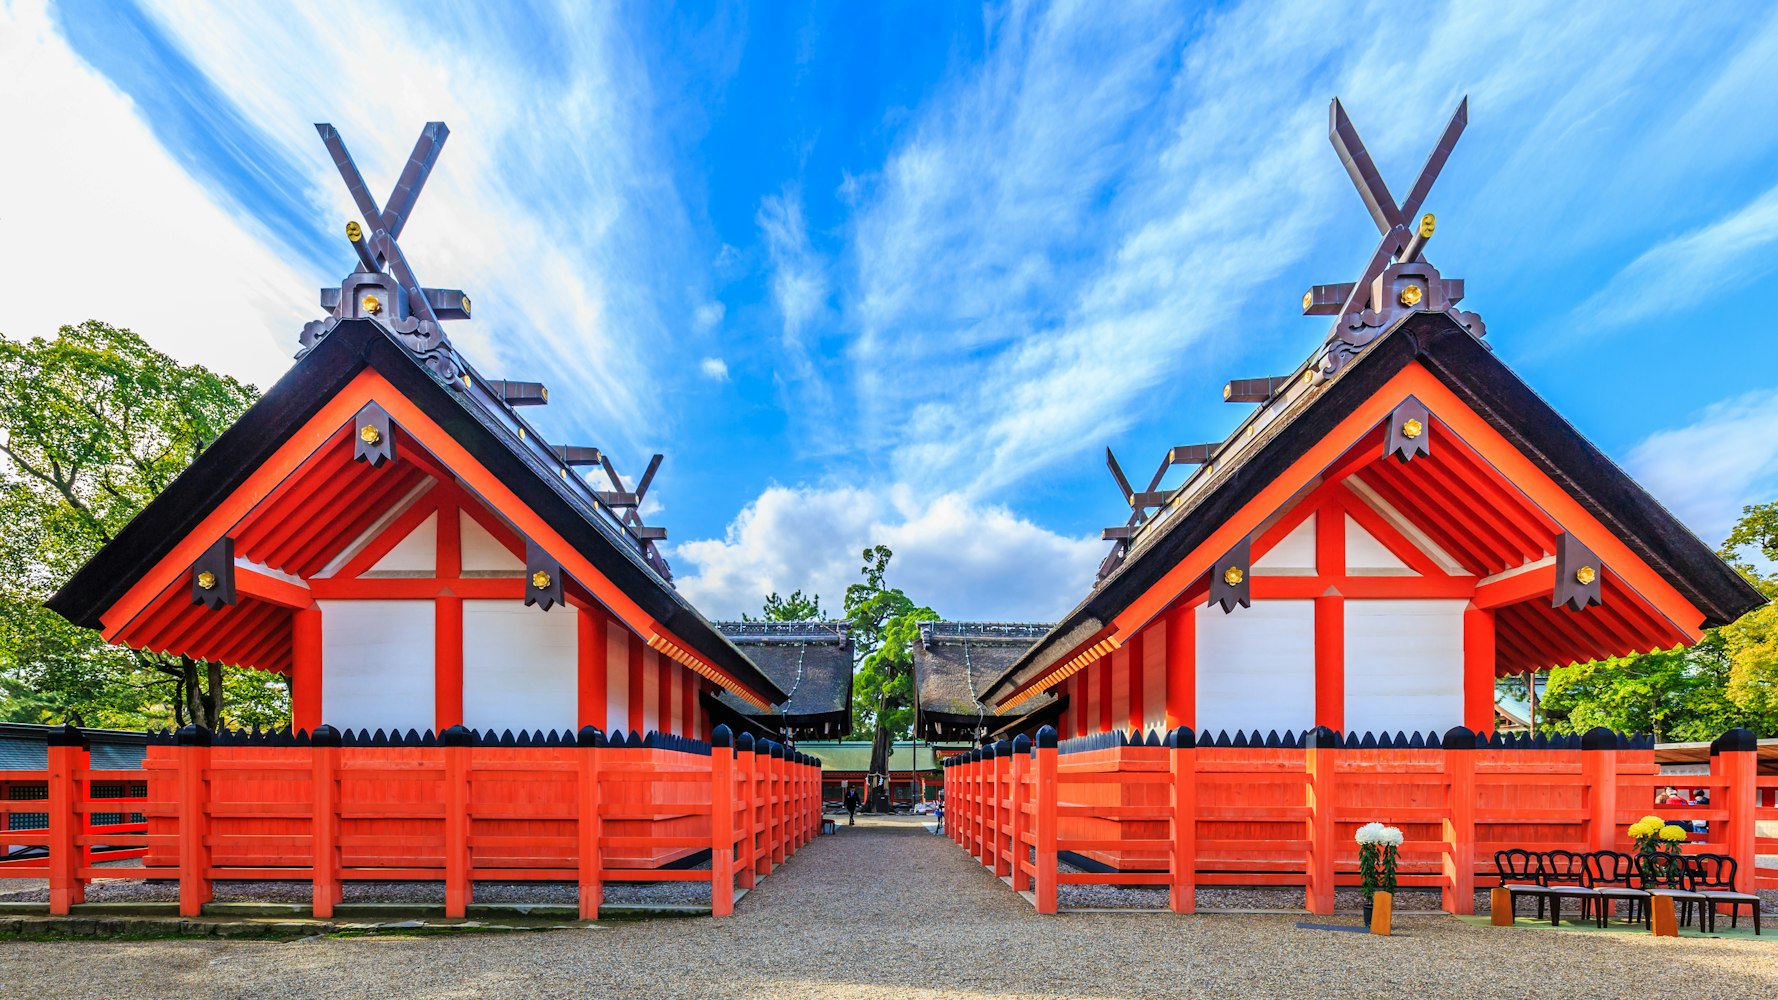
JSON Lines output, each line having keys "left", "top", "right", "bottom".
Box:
{"left": 45, "top": 319, "right": 785, "bottom": 706}
{"left": 915, "top": 622, "right": 1055, "bottom": 726}
{"left": 712, "top": 622, "right": 853, "bottom": 729}
{"left": 983, "top": 312, "right": 1768, "bottom": 705}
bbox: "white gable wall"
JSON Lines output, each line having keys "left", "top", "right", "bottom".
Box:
{"left": 1195, "top": 600, "right": 1315, "bottom": 736}
{"left": 1345, "top": 515, "right": 1413, "bottom": 575}
{"left": 1343, "top": 599, "right": 1465, "bottom": 735}
{"left": 1254, "top": 518, "right": 1316, "bottom": 575}
{"left": 320, "top": 599, "right": 435, "bottom": 733}
{"left": 366, "top": 511, "right": 437, "bottom": 575}
{"left": 461, "top": 600, "right": 578, "bottom": 733}
{"left": 460, "top": 509, "right": 523, "bottom": 573}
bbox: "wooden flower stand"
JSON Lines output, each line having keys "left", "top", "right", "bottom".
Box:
{"left": 1369, "top": 891, "right": 1392, "bottom": 935}
{"left": 1490, "top": 887, "right": 1513, "bottom": 926}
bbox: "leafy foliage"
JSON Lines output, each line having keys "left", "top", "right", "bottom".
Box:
{"left": 1538, "top": 500, "right": 1778, "bottom": 740}
{"left": 744, "top": 589, "right": 824, "bottom": 622}
{"left": 842, "top": 546, "right": 937, "bottom": 742}
{"left": 0, "top": 320, "right": 276, "bottom": 729}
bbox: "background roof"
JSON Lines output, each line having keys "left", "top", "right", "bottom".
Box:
{"left": 712, "top": 621, "right": 853, "bottom": 721}
{"left": 915, "top": 622, "right": 1054, "bottom": 720}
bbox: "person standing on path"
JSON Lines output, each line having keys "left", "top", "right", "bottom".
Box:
{"left": 843, "top": 786, "right": 860, "bottom": 825}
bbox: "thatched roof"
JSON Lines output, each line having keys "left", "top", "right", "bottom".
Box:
{"left": 711, "top": 621, "right": 853, "bottom": 737}
{"left": 914, "top": 623, "right": 1054, "bottom": 735}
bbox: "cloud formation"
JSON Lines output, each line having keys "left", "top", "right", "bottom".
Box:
{"left": 674, "top": 485, "right": 1101, "bottom": 622}
{"left": 1626, "top": 388, "right": 1778, "bottom": 547}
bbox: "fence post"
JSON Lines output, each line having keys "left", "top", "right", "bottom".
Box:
{"left": 977, "top": 745, "right": 991, "bottom": 864}
{"left": 1582, "top": 728, "right": 1618, "bottom": 855}
{"left": 992, "top": 741, "right": 1012, "bottom": 877}
{"left": 442, "top": 725, "right": 473, "bottom": 918}
{"left": 1034, "top": 726, "right": 1059, "bottom": 914}
{"left": 311, "top": 725, "right": 341, "bottom": 918}
{"left": 1169, "top": 726, "right": 1197, "bottom": 914}
{"left": 1304, "top": 726, "right": 1337, "bottom": 916}
{"left": 1442, "top": 726, "right": 1476, "bottom": 915}
{"left": 770, "top": 741, "right": 787, "bottom": 867}
{"left": 1714, "top": 728, "right": 1759, "bottom": 897}
{"left": 46, "top": 725, "right": 86, "bottom": 915}
{"left": 710, "top": 726, "right": 735, "bottom": 916}
{"left": 1010, "top": 735, "right": 1031, "bottom": 892}
{"left": 176, "top": 724, "right": 213, "bottom": 918}
{"left": 576, "top": 726, "right": 604, "bottom": 920}
{"left": 736, "top": 733, "right": 759, "bottom": 888}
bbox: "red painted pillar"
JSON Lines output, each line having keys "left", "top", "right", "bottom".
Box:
{"left": 311, "top": 729, "right": 341, "bottom": 918}
{"left": 46, "top": 727, "right": 86, "bottom": 914}
{"left": 578, "top": 609, "right": 608, "bottom": 732}
{"left": 1169, "top": 726, "right": 1197, "bottom": 914}
{"left": 1098, "top": 657, "right": 1114, "bottom": 735}
{"left": 176, "top": 726, "right": 213, "bottom": 917}
{"left": 577, "top": 730, "right": 602, "bottom": 920}
{"left": 1463, "top": 605, "right": 1497, "bottom": 734}
{"left": 292, "top": 606, "right": 323, "bottom": 733}
{"left": 737, "top": 735, "right": 759, "bottom": 887}
{"left": 1128, "top": 631, "right": 1147, "bottom": 734}
{"left": 710, "top": 726, "right": 735, "bottom": 917}
{"left": 1034, "top": 727, "right": 1059, "bottom": 914}
{"left": 992, "top": 743, "right": 1011, "bottom": 877}
{"left": 658, "top": 651, "right": 676, "bottom": 735}
{"left": 1716, "top": 729, "right": 1759, "bottom": 900}
{"left": 443, "top": 727, "right": 472, "bottom": 917}
{"left": 1164, "top": 603, "right": 1195, "bottom": 731}
{"left": 435, "top": 594, "right": 464, "bottom": 730}
{"left": 1010, "top": 736, "right": 1031, "bottom": 892}
{"left": 1443, "top": 732, "right": 1476, "bottom": 915}
{"left": 1314, "top": 595, "right": 1345, "bottom": 735}
{"left": 627, "top": 631, "right": 646, "bottom": 735}
{"left": 1305, "top": 728, "right": 1336, "bottom": 915}
{"left": 681, "top": 667, "right": 696, "bottom": 740}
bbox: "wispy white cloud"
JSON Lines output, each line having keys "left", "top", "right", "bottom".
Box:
{"left": 1625, "top": 388, "right": 1778, "bottom": 547}
{"left": 0, "top": 0, "right": 302, "bottom": 386}
{"left": 674, "top": 484, "right": 1100, "bottom": 621}
{"left": 698, "top": 356, "right": 730, "bottom": 382}
{"left": 121, "top": 0, "right": 703, "bottom": 452}
{"left": 693, "top": 301, "right": 725, "bottom": 331}
{"left": 1568, "top": 183, "right": 1778, "bottom": 330}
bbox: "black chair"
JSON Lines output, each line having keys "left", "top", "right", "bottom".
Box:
{"left": 1682, "top": 854, "right": 1762, "bottom": 935}
{"left": 1583, "top": 850, "right": 1650, "bottom": 928}
{"left": 1642, "top": 852, "right": 1707, "bottom": 930}
{"left": 1541, "top": 849, "right": 1599, "bottom": 926}
{"left": 1494, "top": 849, "right": 1556, "bottom": 921}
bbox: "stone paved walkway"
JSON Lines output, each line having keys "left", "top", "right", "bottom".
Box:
{"left": 7, "top": 814, "right": 1777, "bottom": 999}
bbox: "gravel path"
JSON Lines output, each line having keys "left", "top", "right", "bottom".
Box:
{"left": 6, "top": 816, "right": 1777, "bottom": 999}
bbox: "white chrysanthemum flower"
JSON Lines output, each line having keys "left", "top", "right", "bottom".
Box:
{"left": 1381, "top": 826, "right": 1405, "bottom": 847}
{"left": 1355, "top": 822, "right": 1387, "bottom": 845}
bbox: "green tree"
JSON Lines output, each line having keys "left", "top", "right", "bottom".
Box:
{"left": 843, "top": 546, "right": 937, "bottom": 740}
{"left": 744, "top": 589, "right": 824, "bottom": 622}
{"left": 1538, "top": 501, "right": 1778, "bottom": 739}
{"left": 0, "top": 320, "right": 276, "bottom": 730}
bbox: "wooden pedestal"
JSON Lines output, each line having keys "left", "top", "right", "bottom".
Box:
{"left": 1490, "top": 887, "right": 1513, "bottom": 926}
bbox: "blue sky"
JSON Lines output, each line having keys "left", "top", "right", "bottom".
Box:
{"left": 3, "top": 0, "right": 1776, "bottom": 620}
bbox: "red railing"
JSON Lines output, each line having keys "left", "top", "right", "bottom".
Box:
{"left": 945, "top": 726, "right": 1771, "bottom": 913}
{"left": 0, "top": 724, "right": 821, "bottom": 918}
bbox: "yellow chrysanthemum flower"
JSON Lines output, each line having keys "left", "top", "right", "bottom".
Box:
{"left": 1659, "top": 824, "right": 1687, "bottom": 842}
{"left": 1640, "top": 814, "right": 1664, "bottom": 827}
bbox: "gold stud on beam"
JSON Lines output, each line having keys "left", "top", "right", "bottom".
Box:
{"left": 1302, "top": 290, "right": 1314, "bottom": 312}
{"left": 1418, "top": 213, "right": 1436, "bottom": 238}
{"left": 359, "top": 424, "right": 382, "bottom": 445}
{"left": 1575, "top": 565, "right": 1597, "bottom": 586}
{"left": 1402, "top": 418, "right": 1423, "bottom": 440}
{"left": 531, "top": 570, "right": 552, "bottom": 590}
{"left": 196, "top": 571, "right": 217, "bottom": 591}
{"left": 1398, "top": 284, "right": 1423, "bottom": 307}
{"left": 346, "top": 220, "right": 363, "bottom": 242}
{"left": 361, "top": 294, "right": 382, "bottom": 315}
{"left": 1223, "top": 566, "right": 1244, "bottom": 587}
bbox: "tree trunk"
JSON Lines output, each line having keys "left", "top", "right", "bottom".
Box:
{"left": 177, "top": 656, "right": 224, "bottom": 729}
{"left": 865, "top": 690, "right": 892, "bottom": 814}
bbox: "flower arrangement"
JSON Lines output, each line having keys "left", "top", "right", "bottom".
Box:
{"left": 1627, "top": 814, "right": 1688, "bottom": 882}
{"left": 1355, "top": 822, "right": 1403, "bottom": 901}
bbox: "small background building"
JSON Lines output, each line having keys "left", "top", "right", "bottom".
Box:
{"left": 913, "top": 622, "right": 1059, "bottom": 743}
{"left": 709, "top": 621, "right": 853, "bottom": 741}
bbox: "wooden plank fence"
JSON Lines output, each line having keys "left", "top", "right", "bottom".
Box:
{"left": 0, "top": 723, "right": 821, "bottom": 919}
{"left": 945, "top": 725, "right": 1774, "bottom": 914}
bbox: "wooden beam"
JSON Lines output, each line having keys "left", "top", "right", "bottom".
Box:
{"left": 233, "top": 567, "right": 314, "bottom": 610}
{"left": 1472, "top": 563, "right": 1554, "bottom": 610}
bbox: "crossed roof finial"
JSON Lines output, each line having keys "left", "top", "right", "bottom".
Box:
{"left": 299, "top": 121, "right": 472, "bottom": 384}
{"left": 1308, "top": 96, "right": 1483, "bottom": 380}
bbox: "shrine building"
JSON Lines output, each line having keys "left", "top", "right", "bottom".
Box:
{"left": 710, "top": 621, "right": 854, "bottom": 742}
{"left": 913, "top": 622, "right": 1056, "bottom": 743}
{"left": 980, "top": 99, "right": 1766, "bottom": 742}
{"left": 46, "top": 122, "right": 786, "bottom": 740}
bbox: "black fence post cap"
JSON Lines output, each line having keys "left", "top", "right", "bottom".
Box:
{"left": 711, "top": 724, "right": 733, "bottom": 749}
{"left": 441, "top": 724, "right": 475, "bottom": 747}
{"left": 1441, "top": 725, "right": 1475, "bottom": 751}
{"left": 1303, "top": 726, "right": 1340, "bottom": 749}
{"left": 310, "top": 724, "right": 342, "bottom": 748}
{"left": 176, "top": 724, "right": 213, "bottom": 747}
{"left": 1580, "top": 727, "right": 1619, "bottom": 751}
{"left": 1035, "top": 725, "right": 1057, "bottom": 749}
{"left": 1716, "top": 727, "right": 1758, "bottom": 753}
{"left": 46, "top": 724, "right": 88, "bottom": 748}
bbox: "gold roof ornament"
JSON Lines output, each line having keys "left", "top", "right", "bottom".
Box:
{"left": 196, "top": 570, "right": 217, "bottom": 591}
{"left": 1223, "top": 566, "right": 1244, "bottom": 587}
{"left": 358, "top": 424, "right": 382, "bottom": 445}
{"left": 1575, "top": 565, "right": 1597, "bottom": 586}
{"left": 531, "top": 570, "right": 552, "bottom": 590}
{"left": 361, "top": 294, "right": 382, "bottom": 315}
{"left": 1401, "top": 418, "right": 1424, "bottom": 439}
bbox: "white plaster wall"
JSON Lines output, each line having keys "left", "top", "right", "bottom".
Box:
{"left": 367, "top": 511, "right": 437, "bottom": 575}
{"left": 462, "top": 600, "right": 578, "bottom": 734}
{"left": 1143, "top": 622, "right": 1166, "bottom": 732}
{"left": 1254, "top": 518, "right": 1316, "bottom": 574}
{"left": 460, "top": 509, "right": 522, "bottom": 573}
{"left": 606, "top": 623, "right": 631, "bottom": 732}
{"left": 1195, "top": 600, "right": 1315, "bottom": 736}
{"left": 1344, "top": 599, "right": 1465, "bottom": 735}
{"left": 1345, "top": 514, "right": 1413, "bottom": 575}
{"left": 320, "top": 599, "right": 435, "bottom": 733}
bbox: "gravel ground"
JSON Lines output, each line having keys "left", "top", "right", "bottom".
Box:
{"left": 5, "top": 816, "right": 1777, "bottom": 1000}
{"left": 0, "top": 859, "right": 717, "bottom": 907}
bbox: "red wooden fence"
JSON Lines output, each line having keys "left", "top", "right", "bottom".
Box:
{"left": 945, "top": 725, "right": 1773, "bottom": 915}
{"left": 0, "top": 724, "right": 820, "bottom": 919}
